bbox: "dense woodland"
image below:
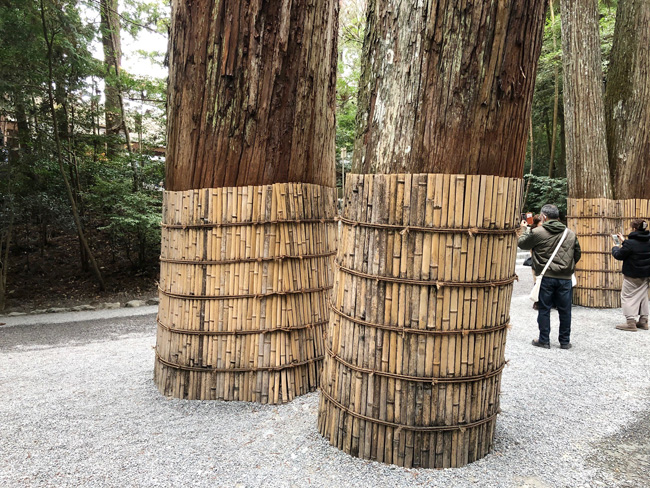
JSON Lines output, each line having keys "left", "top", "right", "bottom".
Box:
{"left": 0, "top": 0, "right": 645, "bottom": 311}
{"left": 0, "top": 0, "right": 168, "bottom": 310}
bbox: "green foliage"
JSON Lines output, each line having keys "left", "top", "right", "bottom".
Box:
{"left": 527, "top": 1, "right": 564, "bottom": 179}
{"left": 119, "top": 70, "right": 167, "bottom": 145}
{"left": 86, "top": 155, "right": 164, "bottom": 266}
{"left": 120, "top": 0, "right": 170, "bottom": 36}
{"left": 335, "top": 0, "right": 365, "bottom": 186}
{"left": 0, "top": 0, "right": 169, "bottom": 299}
{"left": 524, "top": 174, "right": 568, "bottom": 219}
{"left": 11, "top": 155, "right": 74, "bottom": 233}
{"left": 0, "top": 3, "right": 44, "bottom": 99}
{"left": 599, "top": 0, "right": 619, "bottom": 75}
{"left": 336, "top": 100, "right": 356, "bottom": 158}
{"left": 0, "top": 0, "right": 96, "bottom": 231}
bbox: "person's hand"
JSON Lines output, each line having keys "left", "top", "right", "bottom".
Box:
{"left": 617, "top": 233, "right": 625, "bottom": 243}
{"left": 517, "top": 220, "right": 528, "bottom": 236}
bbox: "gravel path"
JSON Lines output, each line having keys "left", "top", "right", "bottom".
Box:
{"left": 1, "top": 266, "right": 649, "bottom": 487}
{"left": 0, "top": 305, "right": 158, "bottom": 328}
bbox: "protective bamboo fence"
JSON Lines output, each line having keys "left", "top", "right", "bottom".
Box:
{"left": 568, "top": 198, "right": 650, "bottom": 308}
{"left": 154, "top": 183, "right": 337, "bottom": 403}
{"left": 318, "top": 173, "right": 523, "bottom": 468}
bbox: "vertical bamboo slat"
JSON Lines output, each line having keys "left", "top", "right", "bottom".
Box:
{"left": 154, "top": 183, "right": 337, "bottom": 403}
{"left": 568, "top": 198, "right": 650, "bottom": 308}
{"left": 317, "top": 173, "right": 523, "bottom": 468}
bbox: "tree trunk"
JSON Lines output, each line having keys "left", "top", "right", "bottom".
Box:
{"left": 319, "top": 1, "right": 546, "bottom": 468}
{"left": 40, "top": 0, "right": 105, "bottom": 291}
{"left": 156, "top": 0, "right": 339, "bottom": 403}
{"left": 544, "top": 112, "right": 552, "bottom": 157}
{"left": 14, "top": 99, "right": 31, "bottom": 152}
{"left": 62, "top": 98, "right": 90, "bottom": 271}
{"left": 561, "top": 0, "right": 613, "bottom": 199}
{"left": 604, "top": 0, "right": 650, "bottom": 200}
{"left": 548, "top": 0, "right": 559, "bottom": 178}
{"left": 165, "top": 0, "right": 338, "bottom": 191}
{"left": 352, "top": 0, "right": 547, "bottom": 177}
{"left": 559, "top": 111, "right": 566, "bottom": 176}
{"left": 524, "top": 113, "right": 535, "bottom": 206}
{"left": 0, "top": 172, "right": 14, "bottom": 312}
{"left": 100, "top": 0, "right": 122, "bottom": 156}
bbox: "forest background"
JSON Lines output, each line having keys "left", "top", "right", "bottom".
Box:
{"left": 0, "top": 0, "right": 620, "bottom": 311}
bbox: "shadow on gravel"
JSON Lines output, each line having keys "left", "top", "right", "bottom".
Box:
{"left": 0, "top": 314, "right": 157, "bottom": 351}
{"left": 588, "top": 402, "right": 650, "bottom": 487}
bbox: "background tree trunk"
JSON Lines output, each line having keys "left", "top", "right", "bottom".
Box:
{"left": 548, "top": 0, "right": 559, "bottom": 178}
{"left": 351, "top": 0, "right": 547, "bottom": 178}
{"left": 561, "top": 0, "right": 613, "bottom": 199}
{"left": 100, "top": 0, "right": 122, "bottom": 156}
{"left": 604, "top": 0, "right": 650, "bottom": 200}
{"left": 555, "top": 112, "right": 566, "bottom": 176}
{"left": 165, "top": 0, "right": 338, "bottom": 191}
{"left": 524, "top": 114, "right": 535, "bottom": 206}
{"left": 40, "top": 0, "right": 105, "bottom": 291}
{"left": 0, "top": 171, "right": 14, "bottom": 312}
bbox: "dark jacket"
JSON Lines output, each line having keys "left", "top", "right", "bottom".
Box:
{"left": 518, "top": 220, "right": 581, "bottom": 279}
{"left": 612, "top": 230, "right": 650, "bottom": 278}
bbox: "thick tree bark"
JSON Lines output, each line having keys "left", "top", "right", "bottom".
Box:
{"left": 561, "top": 0, "right": 613, "bottom": 199}
{"left": 604, "top": 0, "right": 650, "bottom": 200}
{"left": 100, "top": 0, "right": 122, "bottom": 156}
{"left": 548, "top": 0, "right": 559, "bottom": 178}
{"left": 165, "top": 0, "right": 338, "bottom": 191}
{"left": 351, "top": 0, "right": 547, "bottom": 178}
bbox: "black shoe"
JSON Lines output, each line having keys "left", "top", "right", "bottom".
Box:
{"left": 532, "top": 339, "right": 550, "bottom": 349}
{"left": 560, "top": 343, "right": 572, "bottom": 350}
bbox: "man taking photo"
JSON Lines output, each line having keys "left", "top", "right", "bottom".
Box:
{"left": 518, "top": 204, "right": 581, "bottom": 350}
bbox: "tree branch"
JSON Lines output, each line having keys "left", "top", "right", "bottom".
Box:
{"left": 85, "top": 0, "right": 162, "bottom": 34}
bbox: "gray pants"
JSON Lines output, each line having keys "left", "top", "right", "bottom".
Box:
{"left": 622, "top": 276, "right": 650, "bottom": 320}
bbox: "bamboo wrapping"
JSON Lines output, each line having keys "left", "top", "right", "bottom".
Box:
{"left": 317, "top": 173, "right": 523, "bottom": 469}
{"left": 568, "top": 198, "right": 650, "bottom": 308}
{"left": 154, "top": 183, "right": 337, "bottom": 403}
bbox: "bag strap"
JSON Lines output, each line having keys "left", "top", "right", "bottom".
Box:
{"left": 539, "top": 228, "right": 569, "bottom": 278}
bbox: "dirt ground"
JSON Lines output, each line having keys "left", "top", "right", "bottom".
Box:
{"left": 3, "top": 232, "right": 158, "bottom": 313}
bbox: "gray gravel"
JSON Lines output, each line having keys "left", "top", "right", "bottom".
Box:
{"left": 0, "top": 305, "right": 158, "bottom": 328}
{"left": 1, "top": 266, "right": 649, "bottom": 488}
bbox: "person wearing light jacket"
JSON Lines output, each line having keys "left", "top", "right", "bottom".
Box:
{"left": 518, "top": 204, "right": 581, "bottom": 350}
{"left": 611, "top": 219, "right": 650, "bottom": 332}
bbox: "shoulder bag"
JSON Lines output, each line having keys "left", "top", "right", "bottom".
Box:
{"left": 530, "top": 228, "right": 569, "bottom": 302}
